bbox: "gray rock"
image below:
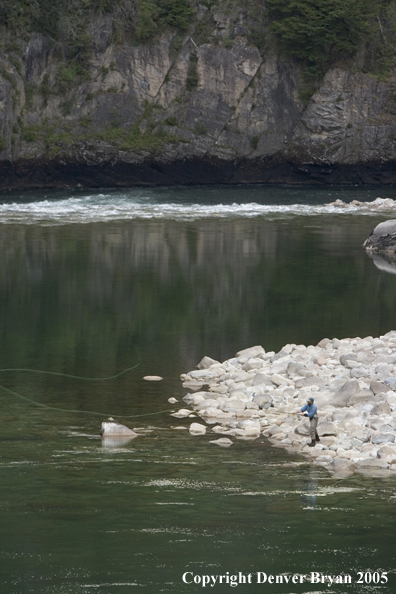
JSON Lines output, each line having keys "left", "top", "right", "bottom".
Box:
{"left": 101, "top": 421, "right": 138, "bottom": 437}
{"left": 195, "top": 400, "right": 220, "bottom": 411}
{"left": 372, "top": 433, "right": 395, "bottom": 445}
{"left": 221, "top": 399, "right": 246, "bottom": 411}
{"left": 270, "top": 373, "right": 292, "bottom": 386}
{"left": 317, "top": 422, "right": 338, "bottom": 437}
{"left": 339, "top": 352, "right": 358, "bottom": 366}
{"left": 350, "top": 367, "right": 370, "bottom": 378}
{"left": 370, "top": 418, "right": 387, "bottom": 431}
{"left": 286, "top": 362, "right": 305, "bottom": 377}
{"left": 295, "top": 376, "right": 326, "bottom": 389}
{"left": 197, "top": 356, "right": 220, "bottom": 369}
{"left": 384, "top": 377, "right": 396, "bottom": 389}
{"left": 377, "top": 445, "right": 396, "bottom": 459}
{"left": 189, "top": 423, "right": 207, "bottom": 435}
{"left": 363, "top": 220, "right": 396, "bottom": 253}
{"left": 267, "top": 424, "right": 283, "bottom": 436}
{"left": 370, "top": 380, "right": 391, "bottom": 394}
{"left": 294, "top": 421, "right": 310, "bottom": 436}
{"left": 253, "top": 394, "right": 272, "bottom": 409}
{"left": 171, "top": 408, "right": 194, "bottom": 418}
{"left": 330, "top": 379, "right": 358, "bottom": 407}
{"left": 143, "top": 375, "right": 163, "bottom": 381}
{"left": 354, "top": 430, "right": 371, "bottom": 443}
{"left": 270, "top": 349, "right": 289, "bottom": 362}
{"left": 242, "top": 358, "right": 264, "bottom": 371}
{"left": 281, "top": 438, "right": 293, "bottom": 445}
{"left": 236, "top": 345, "right": 265, "bottom": 358}
{"left": 371, "top": 402, "right": 392, "bottom": 415}
{"left": 209, "top": 437, "right": 233, "bottom": 446}
{"left": 375, "top": 363, "right": 394, "bottom": 379}
{"left": 252, "top": 373, "right": 275, "bottom": 386}
{"left": 315, "top": 455, "right": 333, "bottom": 463}
{"left": 332, "top": 458, "right": 355, "bottom": 473}
{"left": 351, "top": 438, "right": 364, "bottom": 448}
{"left": 349, "top": 389, "right": 374, "bottom": 406}
{"left": 182, "top": 379, "right": 204, "bottom": 390}
{"left": 354, "top": 458, "right": 389, "bottom": 469}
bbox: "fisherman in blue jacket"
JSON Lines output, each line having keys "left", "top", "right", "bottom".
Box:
{"left": 299, "top": 397, "right": 319, "bottom": 447}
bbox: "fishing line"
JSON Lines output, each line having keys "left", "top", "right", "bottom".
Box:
{"left": 0, "top": 359, "right": 175, "bottom": 419}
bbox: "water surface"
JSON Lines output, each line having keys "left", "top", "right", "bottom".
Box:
{"left": 0, "top": 185, "right": 396, "bottom": 593}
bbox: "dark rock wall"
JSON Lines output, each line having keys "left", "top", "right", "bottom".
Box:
{"left": 1, "top": 15, "right": 396, "bottom": 189}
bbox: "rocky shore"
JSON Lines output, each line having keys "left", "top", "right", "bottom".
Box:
{"left": 178, "top": 333, "right": 396, "bottom": 475}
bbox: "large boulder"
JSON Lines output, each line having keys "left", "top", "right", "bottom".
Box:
{"left": 372, "top": 433, "right": 396, "bottom": 445}
{"left": 189, "top": 422, "right": 207, "bottom": 435}
{"left": 329, "top": 379, "right": 358, "bottom": 407}
{"left": 197, "top": 356, "right": 220, "bottom": 369}
{"left": 209, "top": 438, "right": 233, "bottom": 446}
{"left": 317, "top": 422, "right": 338, "bottom": 437}
{"left": 236, "top": 345, "right": 265, "bottom": 358}
{"left": 363, "top": 220, "right": 396, "bottom": 253}
{"left": 101, "top": 421, "right": 138, "bottom": 437}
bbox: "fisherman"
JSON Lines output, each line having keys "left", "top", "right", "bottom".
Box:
{"left": 299, "top": 397, "right": 319, "bottom": 447}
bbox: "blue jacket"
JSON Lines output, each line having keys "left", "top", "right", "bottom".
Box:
{"left": 301, "top": 402, "right": 317, "bottom": 418}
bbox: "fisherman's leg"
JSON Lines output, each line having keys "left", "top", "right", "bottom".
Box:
{"left": 310, "top": 418, "right": 317, "bottom": 442}
{"left": 307, "top": 418, "right": 316, "bottom": 446}
{"left": 312, "top": 417, "right": 319, "bottom": 441}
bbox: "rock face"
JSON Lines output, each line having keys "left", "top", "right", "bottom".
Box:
{"left": 180, "top": 331, "right": 396, "bottom": 476}
{"left": 3, "top": 11, "right": 396, "bottom": 188}
{"left": 363, "top": 220, "right": 396, "bottom": 253}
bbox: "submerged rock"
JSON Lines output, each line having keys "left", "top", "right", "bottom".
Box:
{"left": 170, "top": 408, "right": 192, "bottom": 418}
{"left": 143, "top": 375, "right": 163, "bottom": 381}
{"left": 209, "top": 438, "right": 233, "bottom": 447}
{"left": 102, "top": 436, "right": 135, "bottom": 448}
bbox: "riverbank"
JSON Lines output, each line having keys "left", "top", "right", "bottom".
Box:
{"left": 3, "top": 158, "right": 396, "bottom": 192}
{"left": 179, "top": 333, "right": 396, "bottom": 475}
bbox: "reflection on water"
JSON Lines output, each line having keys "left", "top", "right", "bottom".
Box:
{"left": 0, "top": 187, "right": 396, "bottom": 593}
{"left": 369, "top": 253, "right": 396, "bottom": 275}
{"left": 1, "top": 215, "right": 396, "bottom": 379}
{"left": 101, "top": 435, "right": 136, "bottom": 448}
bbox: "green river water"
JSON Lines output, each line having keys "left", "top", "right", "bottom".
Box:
{"left": 0, "top": 185, "right": 396, "bottom": 593}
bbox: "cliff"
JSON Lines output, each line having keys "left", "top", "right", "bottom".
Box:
{"left": 1, "top": 0, "right": 396, "bottom": 189}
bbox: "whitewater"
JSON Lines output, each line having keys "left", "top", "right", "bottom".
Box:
{"left": 1, "top": 188, "right": 396, "bottom": 225}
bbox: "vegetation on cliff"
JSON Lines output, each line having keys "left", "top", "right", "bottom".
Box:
{"left": 1, "top": 0, "right": 396, "bottom": 68}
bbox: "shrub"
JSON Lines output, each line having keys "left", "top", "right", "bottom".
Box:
{"left": 59, "top": 97, "right": 74, "bottom": 116}
{"left": 267, "top": 0, "right": 378, "bottom": 68}
{"left": 158, "top": 0, "right": 194, "bottom": 31}
{"left": 135, "top": 0, "right": 160, "bottom": 42}
{"left": 135, "top": 0, "right": 194, "bottom": 43}
{"left": 194, "top": 122, "right": 207, "bottom": 135}
{"left": 250, "top": 135, "right": 259, "bottom": 149}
